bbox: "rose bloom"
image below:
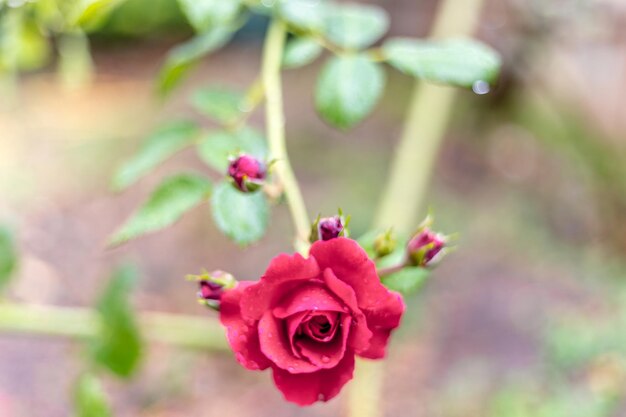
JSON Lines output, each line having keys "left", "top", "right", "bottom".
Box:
{"left": 220, "top": 237, "right": 405, "bottom": 405}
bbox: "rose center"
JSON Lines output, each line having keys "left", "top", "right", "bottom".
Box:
{"left": 301, "top": 313, "right": 340, "bottom": 343}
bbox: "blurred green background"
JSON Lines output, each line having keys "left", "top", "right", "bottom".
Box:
{"left": 1, "top": 0, "right": 626, "bottom": 416}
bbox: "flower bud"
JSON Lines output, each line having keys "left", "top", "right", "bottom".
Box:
{"left": 199, "top": 281, "right": 223, "bottom": 301}
{"left": 227, "top": 154, "right": 266, "bottom": 193}
{"left": 318, "top": 216, "right": 343, "bottom": 241}
{"left": 407, "top": 228, "right": 446, "bottom": 267}
{"left": 373, "top": 229, "right": 396, "bottom": 258}
{"left": 187, "top": 270, "right": 236, "bottom": 310}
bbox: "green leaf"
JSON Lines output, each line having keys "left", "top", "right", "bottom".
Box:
{"left": 91, "top": 266, "right": 142, "bottom": 378}
{"left": 381, "top": 267, "right": 429, "bottom": 295}
{"left": 0, "top": 227, "right": 18, "bottom": 293}
{"left": 74, "top": 373, "right": 112, "bottom": 417}
{"left": 278, "top": 0, "right": 328, "bottom": 32}
{"left": 323, "top": 3, "right": 389, "bottom": 50}
{"left": 157, "top": 26, "right": 235, "bottom": 96}
{"left": 315, "top": 54, "right": 385, "bottom": 129}
{"left": 211, "top": 181, "right": 269, "bottom": 245}
{"left": 383, "top": 37, "right": 501, "bottom": 87}
{"left": 75, "top": 0, "right": 129, "bottom": 31}
{"left": 282, "top": 37, "right": 323, "bottom": 69}
{"left": 191, "top": 86, "right": 243, "bottom": 124}
{"left": 177, "top": 0, "right": 241, "bottom": 32}
{"left": 109, "top": 174, "right": 212, "bottom": 246}
{"left": 112, "top": 121, "right": 200, "bottom": 191}
{"left": 197, "top": 126, "right": 267, "bottom": 172}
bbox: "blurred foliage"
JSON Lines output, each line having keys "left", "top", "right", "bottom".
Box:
{"left": 102, "top": 0, "right": 186, "bottom": 36}
{"left": 315, "top": 54, "right": 385, "bottom": 130}
{"left": 0, "top": 227, "right": 17, "bottom": 294}
{"left": 110, "top": 174, "right": 212, "bottom": 246}
{"left": 74, "top": 373, "right": 113, "bottom": 417}
{"left": 90, "top": 265, "right": 143, "bottom": 378}
{"left": 112, "top": 121, "right": 201, "bottom": 191}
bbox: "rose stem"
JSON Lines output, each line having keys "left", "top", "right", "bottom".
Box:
{"left": 262, "top": 18, "right": 311, "bottom": 255}
{"left": 0, "top": 302, "right": 228, "bottom": 350}
{"left": 346, "top": 0, "right": 488, "bottom": 416}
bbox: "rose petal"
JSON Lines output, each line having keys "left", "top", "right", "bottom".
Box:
{"left": 310, "top": 238, "right": 389, "bottom": 310}
{"left": 298, "top": 314, "right": 351, "bottom": 369}
{"left": 359, "top": 290, "right": 405, "bottom": 359}
{"left": 286, "top": 311, "right": 309, "bottom": 358}
{"left": 272, "top": 353, "right": 355, "bottom": 406}
{"left": 323, "top": 269, "right": 372, "bottom": 353}
{"left": 363, "top": 289, "right": 405, "bottom": 329}
{"left": 273, "top": 283, "right": 344, "bottom": 318}
{"left": 358, "top": 327, "right": 394, "bottom": 359}
{"left": 240, "top": 253, "right": 320, "bottom": 321}
{"left": 220, "top": 281, "right": 271, "bottom": 370}
{"left": 258, "top": 311, "right": 318, "bottom": 374}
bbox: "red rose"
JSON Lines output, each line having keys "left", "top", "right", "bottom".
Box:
{"left": 220, "top": 237, "right": 405, "bottom": 405}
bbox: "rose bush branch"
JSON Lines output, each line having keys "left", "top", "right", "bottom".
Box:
{"left": 263, "top": 18, "right": 311, "bottom": 253}
{"left": 0, "top": 302, "right": 228, "bottom": 350}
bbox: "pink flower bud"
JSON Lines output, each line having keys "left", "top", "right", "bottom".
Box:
{"left": 317, "top": 216, "right": 344, "bottom": 241}
{"left": 188, "top": 270, "right": 236, "bottom": 310}
{"left": 407, "top": 229, "right": 446, "bottom": 267}
{"left": 227, "top": 154, "right": 266, "bottom": 193}
{"left": 199, "top": 281, "right": 224, "bottom": 301}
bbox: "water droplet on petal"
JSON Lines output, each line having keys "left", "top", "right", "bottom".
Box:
{"left": 321, "top": 355, "right": 330, "bottom": 363}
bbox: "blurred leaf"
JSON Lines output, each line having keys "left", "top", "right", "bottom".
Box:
{"left": 17, "top": 21, "right": 51, "bottom": 71}
{"left": 381, "top": 267, "right": 429, "bottom": 295}
{"left": 383, "top": 37, "right": 501, "bottom": 87}
{"left": 177, "top": 0, "right": 240, "bottom": 32}
{"left": 157, "top": 26, "right": 235, "bottom": 96}
{"left": 74, "top": 373, "right": 112, "bottom": 417}
{"left": 278, "top": 0, "right": 328, "bottom": 32}
{"left": 112, "top": 121, "right": 200, "bottom": 191}
{"left": 91, "top": 265, "right": 142, "bottom": 378}
{"left": 0, "top": 227, "right": 18, "bottom": 293}
{"left": 75, "top": 0, "right": 129, "bottom": 31}
{"left": 315, "top": 54, "right": 385, "bottom": 129}
{"left": 0, "top": 9, "right": 50, "bottom": 74}
{"left": 211, "top": 181, "right": 269, "bottom": 245}
{"left": 197, "top": 127, "right": 267, "bottom": 173}
{"left": 191, "top": 86, "right": 243, "bottom": 124}
{"left": 324, "top": 3, "right": 388, "bottom": 50}
{"left": 109, "top": 174, "right": 212, "bottom": 246}
{"left": 102, "top": 0, "right": 187, "bottom": 36}
{"left": 282, "top": 37, "right": 323, "bottom": 69}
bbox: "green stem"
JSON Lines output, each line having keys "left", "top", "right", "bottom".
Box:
{"left": 373, "top": 85, "right": 456, "bottom": 231}
{"left": 0, "top": 303, "right": 228, "bottom": 350}
{"left": 350, "top": 0, "right": 488, "bottom": 416}
{"left": 262, "top": 19, "right": 311, "bottom": 254}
